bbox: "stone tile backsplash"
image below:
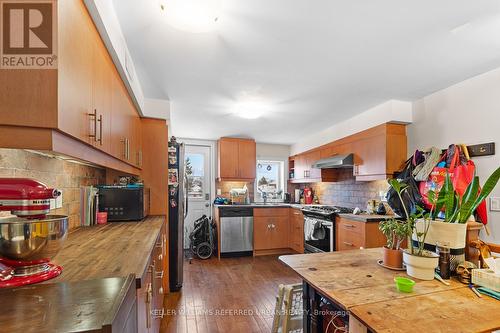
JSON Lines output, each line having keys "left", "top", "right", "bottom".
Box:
{"left": 0, "top": 149, "right": 105, "bottom": 229}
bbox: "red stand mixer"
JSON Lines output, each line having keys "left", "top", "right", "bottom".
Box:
{"left": 0, "top": 178, "right": 68, "bottom": 288}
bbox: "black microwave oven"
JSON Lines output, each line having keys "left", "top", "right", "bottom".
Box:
{"left": 98, "top": 186, "right": 150, "bottom": 221}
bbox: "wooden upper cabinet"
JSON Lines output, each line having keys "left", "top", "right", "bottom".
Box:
{"left": 217, "top": 138, "right": 256, "bottom": 180}
{"left": 218, "top": 139, "right": 239, "bottom": 179}
{"left": 57, "top": 0, "right": 92, "bottom": 144}
{"left": 238, "top": 139, "right": 257, "bottom": 179}
{"left": 290, "top": 124, "right": 407, "bottom": 183}
{"left": 0, "top": 0, "right": 142, "bottom": 173}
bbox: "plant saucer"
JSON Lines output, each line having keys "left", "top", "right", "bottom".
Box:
{"left": 377, "top": 259, "right": 406, "bottom": 271}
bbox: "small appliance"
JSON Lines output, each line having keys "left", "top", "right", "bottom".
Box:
{"left": 283, "top": 192, "right": 291, "bottom": 203}
{"left": 0, "top": 178, "right": 68, "bottom": 288}
{"left": 98, "top": 186, "right": 150, "bottom": 221}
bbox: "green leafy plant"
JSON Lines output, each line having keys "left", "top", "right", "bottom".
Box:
{"left": 431, "top": 166, "right": 500, "bottom": 223}
{"left": 379, "top": 218, "right": 409, "bottom": 250}
{"left": 388, "top": 179, "right": 436, "bottom": 256}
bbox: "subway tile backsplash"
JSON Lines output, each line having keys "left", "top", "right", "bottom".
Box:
{"left": 290, "top": 169, "right": 389, "bottom": 208}
{"left": 0, "top": 149, "right": 105, "bottom": 229}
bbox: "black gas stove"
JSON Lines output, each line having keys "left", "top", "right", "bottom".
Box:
{"left": 301, "top": 205, "right": 355, "bottom": 254}
{"left": 301, "top": 205, "right": 354, "bottom": 220}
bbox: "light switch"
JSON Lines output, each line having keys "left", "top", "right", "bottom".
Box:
{"left": 490, "top": 197, "right": 500, "bottom": 212}
{"left": 55, "top": 190, "right": 63, "bottom": 209}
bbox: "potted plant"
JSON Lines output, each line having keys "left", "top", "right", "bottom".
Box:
{"left": 379, "top": 218, "right": 409, "bottom": 269}
{"left": 415, "top": 167, "right": 500, "bottom": 270}
{"left": 388, "top": 179, "right": 438, "bottom": 280}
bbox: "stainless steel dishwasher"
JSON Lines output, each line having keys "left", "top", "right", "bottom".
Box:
{"left": 219, "top": 207, "right": 253, "bottom": 257}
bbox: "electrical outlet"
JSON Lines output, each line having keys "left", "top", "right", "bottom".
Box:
{"left": 490, "top": 197, "right": 500, "bottom": 212}
{"left": 217, "top": 188, "right": 222, "bottom": 196}
{"left": 55, "top": 190, "right": 63, "bottom": 209}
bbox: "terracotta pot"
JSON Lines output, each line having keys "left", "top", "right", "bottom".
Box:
{"left": 382, "top": 247, "right": 403, "bottom": 269}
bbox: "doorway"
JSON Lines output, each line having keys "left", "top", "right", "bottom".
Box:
{"left": 183, "top": 144, "right": 213, "bottom": 249}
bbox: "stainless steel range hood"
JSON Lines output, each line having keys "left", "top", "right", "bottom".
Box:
{"left": 312, "top": 154, "right": 354, "bottom": 169}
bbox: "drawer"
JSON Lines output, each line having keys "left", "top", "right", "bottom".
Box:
{"left": 254, "top": 208, "right": 289, "bottom": 217}
{"left": 336, "top": 217, "right": 364, "bottom": 235}
{"left": 336, "top": 226, "right": 364, "bottom": 251}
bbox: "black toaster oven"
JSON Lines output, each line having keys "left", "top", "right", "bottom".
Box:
{"left": 98, "top": 186, "right": 150, "bottom": 221}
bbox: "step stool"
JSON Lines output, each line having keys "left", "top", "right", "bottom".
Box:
{"left": 272, "top": 283, "right": 303, "bottom": 333}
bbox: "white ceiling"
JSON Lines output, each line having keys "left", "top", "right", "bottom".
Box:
{"left": 112, "top": 0, "right": 500, "bottom": 144}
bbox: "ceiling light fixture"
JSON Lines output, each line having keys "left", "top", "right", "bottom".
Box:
{"left": 450, "top": 22, "right": 471, "bottom": 34}
{"left": 159, "top": 0, "right": 221, "bottom": 33}
{"left": 232, "top": 100, "right": 270, "bottom": 119}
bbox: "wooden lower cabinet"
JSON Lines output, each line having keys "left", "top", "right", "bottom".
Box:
{"left": 336, "top": 217, "right": 386, "bottom": 251}
{"left": 137, "top": 224, "right": 166, "bottom": 333}
{"left": 253, "top": 208, "right": 290, "bottom": 255}
{"left": 289, "top": 209, "right": 304, "bottom": 253}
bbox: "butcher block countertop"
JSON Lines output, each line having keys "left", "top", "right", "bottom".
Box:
{"left": 0, "top": 276, "right": 136, "bottom": 333}
{"left": 51, "top": 215, "right": 164, "bottom": 288}
{"left": 280, "top": 248, "right": 500, "bottom": 333}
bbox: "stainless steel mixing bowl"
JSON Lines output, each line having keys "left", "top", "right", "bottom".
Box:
{"left": 0, "top": 215, "right": 69, "bottom": 261}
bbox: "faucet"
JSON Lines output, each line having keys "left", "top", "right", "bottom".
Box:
{"left": 262, "top": 192, "right": 268, "bottom": 204}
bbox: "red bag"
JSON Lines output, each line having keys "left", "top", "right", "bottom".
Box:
{"left": 419, "top": 147, "right": 459, "bottom": 209}
{"left": 454, "top": 145, "right": 488, "bottom": 225}
{"left": 419, "top": 145, "right": 488, "bottom": 224}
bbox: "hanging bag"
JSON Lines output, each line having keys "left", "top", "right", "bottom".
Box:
{"left": 387, "top": 152, "right": 423, "bottom": 218}
{"left": 419, "top": 146, "right": 460, "bottom": 209}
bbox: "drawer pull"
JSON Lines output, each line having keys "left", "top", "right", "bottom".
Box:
{"left": 344, "top": 224, "right": 355, "bottom": 228}
{"left": 155, "top": 270, "right": 164, "bottom": 279}
{"left": 343, "top": 242, "right": 354, "bottom": 247}
{"left": 158, "top": 254, "right": 163, "bottom": 261}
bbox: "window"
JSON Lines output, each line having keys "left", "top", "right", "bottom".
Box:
{"left": 255, "top": 160, "right": 285, "bottom": 201}
{"left": 185, "top": 153, "right": 204, "bottom": 198}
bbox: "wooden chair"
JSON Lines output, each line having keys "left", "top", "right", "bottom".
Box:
{"left": 272, "top": 283, "right": 303, "bottom": 333}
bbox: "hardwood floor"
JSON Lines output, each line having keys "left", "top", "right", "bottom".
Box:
{"left": 160, "top": 255, "right": 300, "bottom": 333}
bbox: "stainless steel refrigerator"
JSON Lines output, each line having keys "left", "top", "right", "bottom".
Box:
{"left": 168, "top": 137, "right": 187, "bottom": 292}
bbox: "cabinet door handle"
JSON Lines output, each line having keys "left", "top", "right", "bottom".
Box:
{"left": 138, "top": 149, "right": 143, "bottom": 167}
{"left": 344, "top": 224, "right": 355, "bottom": 228}
{"left": 343, "top": 242, "right": 354, "bottom": 247}
{"left": 97, "top": 114, "right": 103, "bottom": 145}
{"left": 149, "top": 261, "right": 156, "bottom": 295}
{"left": 88, "top": 109, "right": 97, "bottom": 141}
{"left": 146, "top": 282, "right": 152, "bottom": 328}
{"left": 121, "top": 138, "right": 127, "bottom": 159}
{"left": 127, "top": 138, "right": 130, "bottom": 160}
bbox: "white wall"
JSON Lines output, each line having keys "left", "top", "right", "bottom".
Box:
{"left": 83, "top": 0, "right": 170, "bottom": 119}
{"left": 408, "top": 67, "right": 500, "bottom": 243}
{"left": 290, "top": 100, "right": 413, "bottom": 155}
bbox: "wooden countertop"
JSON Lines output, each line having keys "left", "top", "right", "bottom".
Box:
{"left": 280, "top": 249, "right": 462, "bottom": 309}
{"left": 51, "top": 215, "right": 164, "bottom": 288}
{"left": 0, "top": 275, "right": 136, "bottom": 333}
{"left": 280, "top": 249, "right": 500, "bottom": 332}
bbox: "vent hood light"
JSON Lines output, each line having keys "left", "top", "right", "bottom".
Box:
{"left": 159, "top": 0, "right": 221, "bottom": 33}
{"left": 312, "top": 154, "right": 354, "bottom": 169}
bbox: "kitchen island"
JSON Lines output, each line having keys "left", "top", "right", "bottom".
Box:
{"left": 280, "top": 248, "right": 500, "bottom": 333}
